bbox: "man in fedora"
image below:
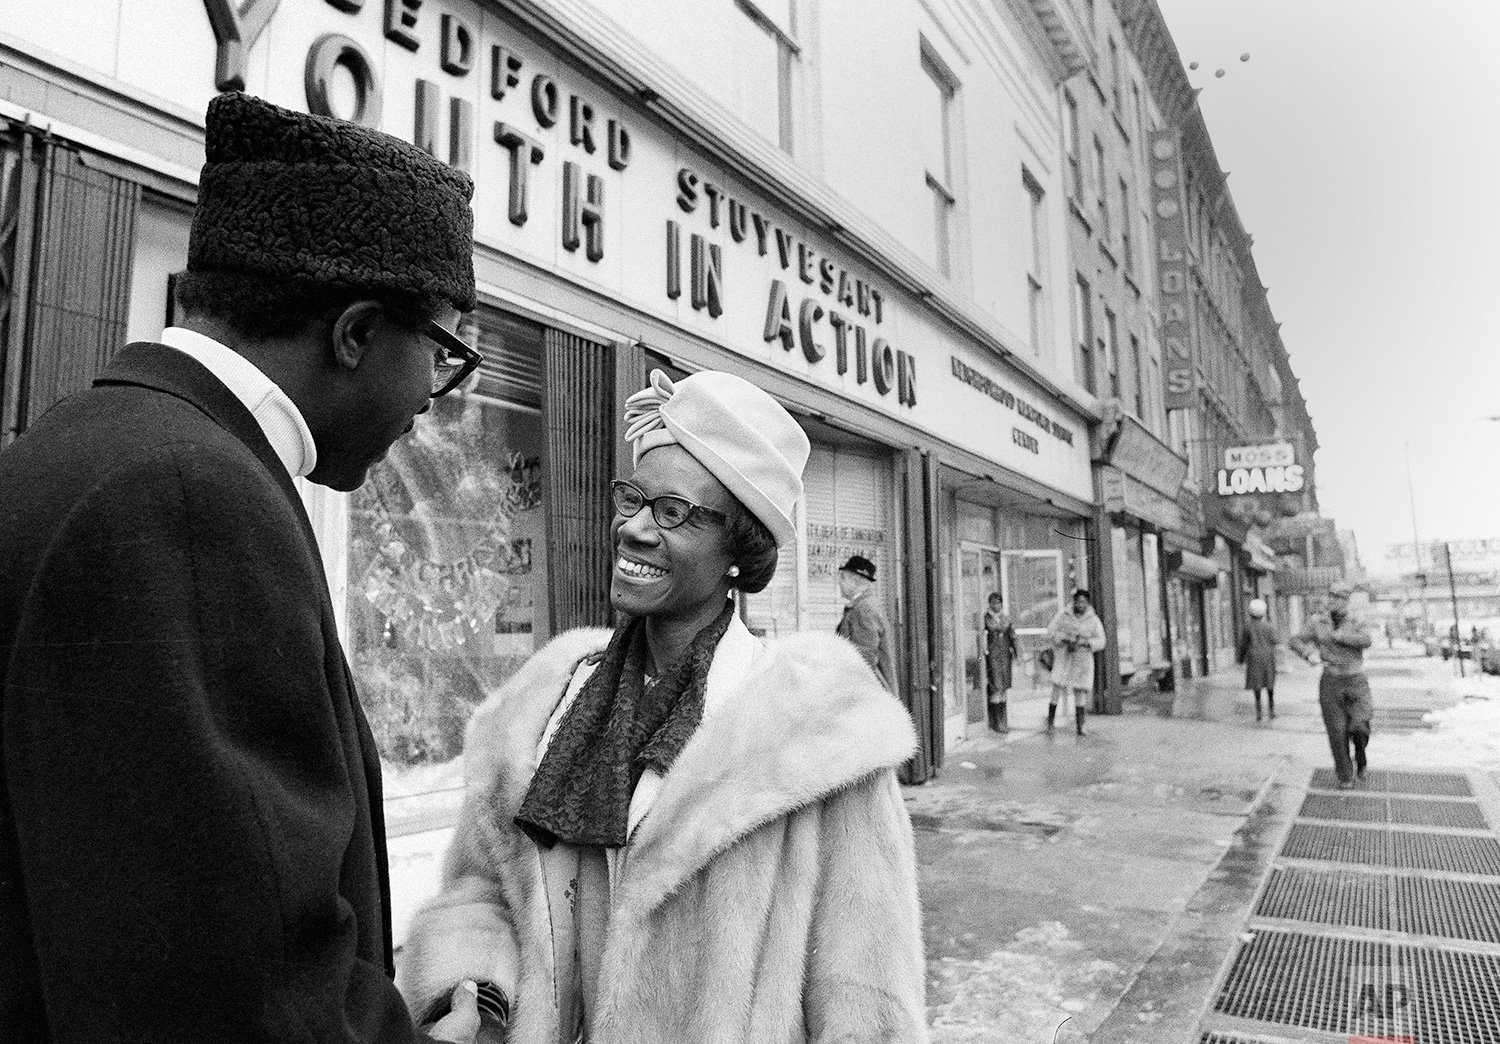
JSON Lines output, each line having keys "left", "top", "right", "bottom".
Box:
{"left": 0, "top": 93, "right": 485, "bottom": 1042}
{"left": 836, "top": 554, "right": 893, "bottom": 690}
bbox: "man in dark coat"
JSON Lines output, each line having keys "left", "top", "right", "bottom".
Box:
{"left": 0, "top": 93, "right": 485, "bottom": 1043}
{"left": 836, "top": 555, "right": 894, "bottom": 689}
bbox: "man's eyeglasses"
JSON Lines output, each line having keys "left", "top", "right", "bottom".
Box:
{"left": 611, "top": 479, "right": 727, "bottom": 530}
{"left": 424, "top": 320, "right": 483, "bottom": 398}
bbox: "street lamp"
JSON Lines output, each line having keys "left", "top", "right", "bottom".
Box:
{"left": 1404, "top": 441, "right": 1430, "bottom": 636}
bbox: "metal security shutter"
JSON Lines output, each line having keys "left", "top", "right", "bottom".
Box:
{"left": 543, "top": 327, "right": 615, "bottom": 633}
{"left": 1, "top": 137, "right": 138, "bottom": 438}
{"left": 804, "top": 443, "right": 897, "bottom": 633}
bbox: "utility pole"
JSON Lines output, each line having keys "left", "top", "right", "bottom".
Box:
{"left": 1443, "top": 542, "right": 1464, "bottom": 679}
{"left": 1404, "top": 442, "right": 1430, "bottom": 635}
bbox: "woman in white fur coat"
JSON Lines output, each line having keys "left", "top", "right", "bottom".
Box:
{"left": 398, "top": 370, "right": 929, "bottom": 1044}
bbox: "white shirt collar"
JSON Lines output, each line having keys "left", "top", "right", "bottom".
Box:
{"left": 157, "top": 327, "right": 318, "bottom": 479}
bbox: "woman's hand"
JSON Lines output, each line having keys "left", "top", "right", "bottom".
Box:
{"left": 428, "top": 981, "right": 481, "bottom": 1044}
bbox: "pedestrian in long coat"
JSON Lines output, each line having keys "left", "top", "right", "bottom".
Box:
{"left": 983, "top": 592, "right": 1018, "bottom": 732}
{"left": 1237, "top": 598, "right": 1279, "bottom": 721}
{"left": 1046, "top": 589, "right": 1107, "bottom": 736}
{"left": 398, "top": 370, "right": 928, "bottom": 1043}
{"left": 0, "top": 93, "right": 481, "bottom": 1042}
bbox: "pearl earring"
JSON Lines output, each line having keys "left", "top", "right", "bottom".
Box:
{"left": 727, "top": 565, "right": 740, "bottom": 578}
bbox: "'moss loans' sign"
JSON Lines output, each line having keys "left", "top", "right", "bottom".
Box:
{"left": 1218, "top": 443, "right": 1304, "bottom": 495}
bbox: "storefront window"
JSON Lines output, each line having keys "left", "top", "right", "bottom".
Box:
{"left": 1142, "top": 532, "right": 1165, "bottom": 664}
{"left": 345, "top": 309, "right": 546, "bottom": 938}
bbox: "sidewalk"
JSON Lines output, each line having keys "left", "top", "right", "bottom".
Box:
{"left": 908, "top": 649, "right": 1483, "bottom": 1042}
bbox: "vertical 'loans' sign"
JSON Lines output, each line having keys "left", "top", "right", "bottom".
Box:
{"left": 1149, "top": 130, "right": 1195, "bottom": 410}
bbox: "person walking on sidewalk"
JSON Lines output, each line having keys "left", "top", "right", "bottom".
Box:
{"left": 983, "top": 592, "right": 1019, "bottom": 732}
{"left": 1237, "top": 598, "right": 1279, "bottom": 722}
{"left": 837, "top": 554, "right": 894, "bottom": 690}
{"left": 1045, "top": 589, "right": 1106, "bottom": 736}
{"left": 1290, "top": 581, "right": 1374, "bottom": 788}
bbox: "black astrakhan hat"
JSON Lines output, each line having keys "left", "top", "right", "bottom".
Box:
{"left": 189, "top": 92, "right": 476, "bottom": 311}
{"left": 840, "top": 555, "right": 877, "bottom": 582}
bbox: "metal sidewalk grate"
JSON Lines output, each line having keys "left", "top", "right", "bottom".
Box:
{"left": 1256, "top": 866, "right": 1388, "bottom": 931}
{"left": 1197, "top": 1034, "right": 1292, "bottom": 1044}
{"left": 1395, "top": 876, "right": 1500, "bottom": 944}
{"left": 1309, "top": 767, "right": 1473, "bottom": 796}
{"left": 1299, "top": 793, "right": 1489, "bottom": 829}
{"left": 1389, "top": 829, "right": 1500, "bottom": 875}
{"left": 1283, "top": 822, "right": 1388, "bottom": 864}
{"left": 1215, "top": 928, "right": 1500, "bottom": 1043}
{"left": 1299, "top": 792, "right": 1387, "bottom": 823}
{"left": 1214, "top": 930, "right": 1388, "bottom": 1037}
{"left": 1388, "top": 796, "right": 1489, "bottom": 830}
{"left": 1408, "top": 945, "right": 1500, "bottom": 1043}
{"left": 1284, "top": 823, "right": 1500, "bottom": 874}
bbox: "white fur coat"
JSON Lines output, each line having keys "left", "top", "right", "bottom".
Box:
{"left": 398, "top": 623, "right": 928, "bottom": 1044}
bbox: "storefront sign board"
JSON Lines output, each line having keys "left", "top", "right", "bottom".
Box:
{"left": 1148, "top": 130, "right": 1195, "bottom": 411}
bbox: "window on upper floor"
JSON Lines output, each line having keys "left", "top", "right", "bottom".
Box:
{"left": 1022, "top": 167, "right": 1049, "bottom": 356}
{"left": 1130, "top": 333, "right": 1145, "bottom": 418}
{"left": 1063, "top": 92, "right": 1082, "bottom": 201}
{"left": 734, "top": 0, "right": 798, "bottom": 152}
{"left": 1104, "top": 306, "right": 1120, "bottom": 398}
{"left": 1093, "top": 135, "right": 1109, "bottom": 242}
{"left": 1108, "top": 37, "right": 1123, "bottom": 113}
{"left": 1084, "top": 0, "right": 1096, "bottom": 35}
{"left": 1072, "top": 274, "right": 1096, "bottom": 393}
{"left": 1119, "top": 176, "right": 1133, "bottom": 273}
{"left": 918, "top": 43, "right": 958, "bottom": 277}
{"left": 1149, "top": 355, "right": 1166, "bottom": 434}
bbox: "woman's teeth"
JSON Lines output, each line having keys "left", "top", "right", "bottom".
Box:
{"left": 618, "top": 557, "right": 667, "bottom": 580}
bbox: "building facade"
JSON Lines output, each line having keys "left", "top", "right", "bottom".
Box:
{"left": 0, "top": 0, "right": 1123, "bottom": 825}
{"left": 1, "top": 0, "right": 1336, "bottom": 903}
{"left": 1122, "top": 0, "right": 1327, "bottom": 668}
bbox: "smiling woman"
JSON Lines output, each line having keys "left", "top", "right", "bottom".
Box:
{"left": 398, "top": 369, "right": 931, "bottom": 1043}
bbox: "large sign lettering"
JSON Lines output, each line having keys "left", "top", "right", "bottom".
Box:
{"left": 1149, "top": 130, "right": 1195, "bottom": 410}
{"left": 672, "top": 166, "right": 917, "bottom": 408}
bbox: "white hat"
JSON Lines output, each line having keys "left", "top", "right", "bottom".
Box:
{"left": 1247, "top": 598, "right": 1267, "bottom": 618}
{"left": 623, "top": 369, "right": 810, "bottom": 546}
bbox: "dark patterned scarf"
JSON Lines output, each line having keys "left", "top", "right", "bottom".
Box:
{"left": 515, "top": 602, "right": 736, "bottom": 848}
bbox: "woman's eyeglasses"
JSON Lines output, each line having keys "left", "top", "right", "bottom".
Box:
{"left": 611, "top": 479, "right": 727, "bottom": 530}
{"left": 424, "top": 320, "right": 483, "bottom": 398}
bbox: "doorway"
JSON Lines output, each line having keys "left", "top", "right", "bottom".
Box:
{"left": 957, "top": 543, "right": 1002, "bottom": 727}
{"left": 1001, "top": 549, "right": 1065, "bottom": 700}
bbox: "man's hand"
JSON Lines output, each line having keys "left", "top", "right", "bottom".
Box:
{"left": 428, "top": 981, "right": 480, "bottom": 1044}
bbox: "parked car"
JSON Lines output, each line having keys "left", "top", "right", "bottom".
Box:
{"left": 1481, "top": 645, "right": 1500, "bottom": 676}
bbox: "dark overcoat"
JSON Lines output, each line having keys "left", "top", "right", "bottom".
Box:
{"left": 0, "top": 344, "right": 424, "bottom": 1042}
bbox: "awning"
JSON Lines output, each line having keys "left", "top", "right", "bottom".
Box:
{"left": 1171, "top": 549, "right": 1222, "bottom": 582}
{"left": 1244, "top": 535, "right": 1278, "bottom": 573}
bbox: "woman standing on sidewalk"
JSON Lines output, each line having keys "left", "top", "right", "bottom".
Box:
{"left": 1237, "top": 598, "right": 1279, "bottom": 722}
{"left": 983, "top": 592, "right": 1018, "bottom": 732}
{"left": 1045, "top": 589, "right": 1106, "bottom": 736}
{"left": 398, "top": 370, "right": 928, "bottom": 1043}
{"left": 1290, "top": 581, "right": 1374, "bottom": 788}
